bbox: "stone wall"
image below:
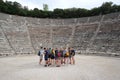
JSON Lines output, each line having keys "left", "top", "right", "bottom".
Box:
{"left": 0, "top": 12, "right": 120, "bottom": 56}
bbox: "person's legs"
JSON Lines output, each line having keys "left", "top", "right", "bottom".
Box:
{"left": 50, "top": 54, "right": 55, "bottom": 65}
{"left": 55, "top": 56, "right": 58, "bottom": 65}
{"left": 64, "top": 57, "right": 66, "bottom": 64}
{"left": 48, "top": 54, "right": 51, "bottom": 65}
{"left": 64, "top": 56, "right": 69, "bottom": 64}
{"left": 44, "top": 55, "right": 48, "bottom": 67}
{"left": 39, "top": 56, "right": 42, "bottom": 64}
{"left": 61, "top": 57, "right": 63, "bottom": 64}
{"left": 58, "top": 57, "right": 61, "bottom": 66}
{"left": 56, "top": 57, "right": 61, "bottom": 67}
{"left": 39, "top": 59, "right": 42, "bottom": 64}
{"left": 70, "top": 55, "right": 74, "bottom": 64}
{"left": 45, "top": 60, "right": 47, "bottom": 66}
{"left": 45, "top": 59, "right": 48, "bottom": 67}
{"left": 66, "top": 57, "right": 69, "bottom": 64}
{"left": 49, "top": 54, "right": 52, "bottom": 64}
{"left": 53, "top": 58, "right": 55, "bottom": 65}
{"left": 39, "top": 58, "right": 41, "bottom": 64}
{"left": 56, "top": 59, "right": 58, "bottom": 65}
{"left": 50, "top": 59, "right": 52, "bottom": 65}
{"left": 39, "top": 54, "right": 43, "bottom": 64}
{"left": 72, "top": 56, "right": 75, "bottom": 64}
{"left": 69, "top": 56, "right": 72, "bottom": 64}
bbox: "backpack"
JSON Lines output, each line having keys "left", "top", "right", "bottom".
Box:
{"left": 57, "top": 52, "right": 61, "bottom": 57}
{"left": 38, "top": 51, "right": 41, "bottom": 56}
{"left": 65, "top": 52, "right": 69, "bottom": 57}
{"left": 71, "top": 50, "right": 75, "bottom": 56}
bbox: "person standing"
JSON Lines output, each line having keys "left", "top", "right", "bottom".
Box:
{"left": 55, "top": 48, "right": 59, "bottom": 65}
{"left": 63, "top": 48, "right": 67, "bottom": 64}
{"left": 44, "top": 48, "right": 49, "bottom": 67}
{"left": 56, "top": 49, "right": 62, "bottom": 67}
{"left": 47, "top": 48, "right": 52, "bottom": 66}
{"left": 70, "top": 47, "right": 75, "bottom": 64}
{"left": 51, "top": 48, "right": 55, "bottom": 65}
{"left": 39, "top": 47, "right": 44, "bottom": 64}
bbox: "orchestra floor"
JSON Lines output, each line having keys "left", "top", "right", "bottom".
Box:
{"left": 0, "top": 54, "right": 120, "bottom": 80}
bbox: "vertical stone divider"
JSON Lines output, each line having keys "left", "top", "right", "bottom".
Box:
{"left": 62, "top": 19, "right": 64, "bottom": 25}
{"left": 36, "top": 19, "right": 43, "bottom": 49}
{"left": 0, "top": 24, "right": 16, "bottom": 55}
{"left": 87, "top": 17, "right": 90, "bottom": 23}
{"left": 67, "top": 19, "right": 76, "bottom": 48}
{"left": 50, "top": 19, "right": 53, "bottom": 48}
{"left": 24, "top": 17, "right": 36, "bottom": 54}
{"left": 86, "top": 15, "right": 105, "bottom": 53}
{"left": 74, "top": 18, "right": 86, "bottom": 53}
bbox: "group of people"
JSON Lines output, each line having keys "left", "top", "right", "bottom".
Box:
{"left": 38, "top": 47, "right": 75, "bottom": 67}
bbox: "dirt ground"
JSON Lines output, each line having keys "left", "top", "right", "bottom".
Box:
{"left": 0, "top": 55, "right": 120, "bottom": 80}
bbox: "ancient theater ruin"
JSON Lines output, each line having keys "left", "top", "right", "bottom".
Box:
{"left": 0, "top": 12, "right": 120, "bottom": 56}
{"left": 0, "top": 12, "right": 120, "bottom": 80}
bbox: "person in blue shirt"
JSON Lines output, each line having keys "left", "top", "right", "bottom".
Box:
{"left": 44, "top": 48, "right": 49, "bottom": 67}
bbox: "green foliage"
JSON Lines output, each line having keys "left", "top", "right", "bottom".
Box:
{"left": 0, "top": 1, "right": 120, "bottom": 18}
{"left": 0, "top": 0, "right": 4, "bottom": 12}
{"left": 53, "top": 8, "right": 64, "bottom": 18}
{"left": 100, "top": 2, "right": 113, "bottom": 14}
{"left": 90, "top": 7, "right": 101, "bottom": 16}
{"left": 43, "top": 4, "right": 48, "bottom": 11}
{"left": 111, "top": 4, "right": 119, "bottom": 12}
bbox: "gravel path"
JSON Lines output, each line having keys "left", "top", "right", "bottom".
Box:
{"left": 0, "top": 55, "right": 120, "bottom": 80}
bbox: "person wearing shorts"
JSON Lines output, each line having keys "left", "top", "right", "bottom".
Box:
{"left": 39, "top": 47, "right": 44, "bottom": 64}
{"left": 47, "top": 48, "right": 52, "bottom": 66}
{"left": 62, "top": 48, "right": 67, "bottom": 64}
{"left": 51, "top": 49, "right": 55, "bottom": 65}
{"left": 64, "top": 48, "right": 69, "bottom": 64}
{"left": 44, "top": 48, "right": 49, "bottom": 67}
{"left": 54, "top": 48, "right": 61, "bottom": 67}
{"left": 55, "top": 48, "right": 58, "bottom": 65}
{"left": 70, "top": 47, "right": 75, "bottom": 64}
{"left": 56, "top": 49, "right": 61, "bottom": 67}
{"left": 59, "top": 48, "right": 64, "bottom": 64}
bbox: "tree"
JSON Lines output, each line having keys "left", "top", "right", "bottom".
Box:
{"left": 0, "top": 1, "right": 120, "bottom": 18}
{"left": 18, "top": 6, "right": 28, "bottom": 16}
{"left": 90, "top": 7, "right": 101, "bottom": 16}
{"left": 0, "top": 0, "right": 4, "bottom": 12}
{"left": 43, "top": 4, "right": 48, "bottom": 11}
{"left": 111, "top": 4, "right": 119, "bottom": 12}
{"left": 76, "top": 8, "right": 89, "bottom": 17}
{"left": 100, "top": 2, "right": 113, "bottom": 14}
{"left": 0, "top": 0, "right": 3, "bottom": 3}
{"left": 53, "top": 8, "right": 64, "bottom": 18}
{"left": 30, "top": 8, "right": 40, "bottom": 17}
{"left": 68, "top": 8, "right": 78, "bottom": 18}
{"left": 12, "top": 2, "right": 22, "bottom": 14}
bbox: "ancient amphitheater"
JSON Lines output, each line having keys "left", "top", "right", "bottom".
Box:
{"left": 0, "top": 12, "right": 120, "bottom": 80}
{"left": 0, "top": 12, "right": 120, "bottom": 56}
